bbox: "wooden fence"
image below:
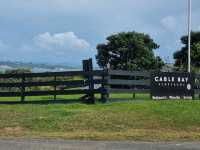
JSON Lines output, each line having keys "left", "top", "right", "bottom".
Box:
{"left": 1, "top": 67, "right": 200, "bottom": 103}
{"left": 107, "top": 70, "right": 150, "bottom": 94}
{"left": 0, "top": 70, "right": 107, "bottom": 103}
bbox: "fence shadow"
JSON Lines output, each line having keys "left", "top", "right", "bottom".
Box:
{"left": 0, "top": 99, "right": 85, "bottom": 105}
{"left": 0, "top": 95, "right": 101, "bottom": 105}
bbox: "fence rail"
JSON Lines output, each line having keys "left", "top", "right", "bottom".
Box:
{"left": 0, "top": 89, "right": 103, "bottom": 97}
{"left": 0, "top": 79, "right": 106, "bottom": 88}
{"left": 108, "top": 70, "right": 150, "bottom": 77}
{"left": 0, "top": 70, "right": 106, "bottom": 78}
{"left": 108, "top": 79, "right": 150, "bottom": 86}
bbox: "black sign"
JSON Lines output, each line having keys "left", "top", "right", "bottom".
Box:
{"left": 151, "top": 72, "right": 194, "bottom": 100}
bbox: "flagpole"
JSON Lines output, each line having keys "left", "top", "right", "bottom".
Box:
{"left": 188, "top": 0, "right": 191, "bottom": 73}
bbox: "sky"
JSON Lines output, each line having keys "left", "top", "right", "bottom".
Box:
{"left": 0, "top": 0, "right": 200, "bottom": 66}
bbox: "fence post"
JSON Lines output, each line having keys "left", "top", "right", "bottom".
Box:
{"left": 101, "top": 69, "right": 108, "bottom": 103}
{"left": 150, "top": 71, "right": 152, "bottom": 99}
{"left": 21, "top": 74, "right": 25, "bottom": 102}
{"left": 132, "top": 75, "right": 136, "bottom": 100}
{"left": 83, "top": 58, "right": 95, "bottom": 104}
{"left": 54, "top": 75, "right": 57, "bottom": 101}
{"left": 88, "top": 59, "right": 95, "bottom": 104}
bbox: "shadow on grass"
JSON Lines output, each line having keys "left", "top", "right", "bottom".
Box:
{"left": 0, "top": 94, "right": 98, "bottom": 105}
{"left": 0, "top": 94, "right": 152, "bottom": 105}
{"left": 0, "top": 99, "right": 85, "bottom": 105}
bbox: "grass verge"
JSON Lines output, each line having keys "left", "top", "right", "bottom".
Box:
{"left": 1, "top": 99, "right": 200, "bottom": 141}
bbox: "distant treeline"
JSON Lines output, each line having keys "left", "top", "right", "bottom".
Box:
{"left": 0, "top": 61, "right": 73, "bottom": 70}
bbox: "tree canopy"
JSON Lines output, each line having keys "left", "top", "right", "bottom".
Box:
{"left": 96, "top": 31, "right": 164, "bottom": 71}
{"left": 174, "top": 31, "right": 200, "bottom": 71}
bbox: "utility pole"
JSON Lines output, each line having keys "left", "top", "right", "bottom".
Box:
{"left": 188, "top": 0, "right": 192, "bottom": 72}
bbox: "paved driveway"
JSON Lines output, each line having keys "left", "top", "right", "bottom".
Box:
{"left": 0, "top": 139, "right": 200, "bottom": 150}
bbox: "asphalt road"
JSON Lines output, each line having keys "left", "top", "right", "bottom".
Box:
{"left": 0, "top": 139, "right": 200, "bottom": 150}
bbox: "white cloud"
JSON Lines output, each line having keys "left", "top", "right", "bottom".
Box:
{"left": 34, "top": 32, "right": 90, "bottom": 51}
{"left": 0, "top": 32, "right": 92, "bottom": 64}
{"left": 161, "top": 16, "right": 178, "bottom": 31}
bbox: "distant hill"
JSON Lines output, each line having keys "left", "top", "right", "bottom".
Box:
{"left": 0, "top": 61, "right": 80, "bottom": 73}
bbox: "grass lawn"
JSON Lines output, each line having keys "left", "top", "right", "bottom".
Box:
{"left": 0, "top": 93, "right": 150, "bottom": 102}
{"left": 1, "top": 94, "right": 200, "bottom": 141}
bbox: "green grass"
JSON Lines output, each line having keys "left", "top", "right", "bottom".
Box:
{"left": 0, "top": 95, "right": 85, "bottom": 102}
{"left": 1, "top": 95, "right": 200, "bottom": 141}
{"left": 0, "top": 93, "right": 150, "bottom": 102}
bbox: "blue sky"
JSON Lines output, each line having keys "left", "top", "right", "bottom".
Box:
{"left": 0, "top": 0, "right": 200, "bottom": 66}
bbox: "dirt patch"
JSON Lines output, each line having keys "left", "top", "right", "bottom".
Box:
{"left": 0, "top": 127, "right": 27, "bottom": 137}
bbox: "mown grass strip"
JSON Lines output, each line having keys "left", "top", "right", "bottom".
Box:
{"left": 0, "top": 99, "right": 200, "bottom": 141}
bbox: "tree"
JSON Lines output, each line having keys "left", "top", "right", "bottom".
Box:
{"left": 174, "top": 31, "right": 200, "bottom": 71}
{"left": 96, "top": 31, "right": 164, "bottom": 71}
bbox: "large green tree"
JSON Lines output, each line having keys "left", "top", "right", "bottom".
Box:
{"left": 174, "top": 31, "right": 200, "bottom": 71}
{"left": 96, "top": 31, "right": 164, "bottom": 71}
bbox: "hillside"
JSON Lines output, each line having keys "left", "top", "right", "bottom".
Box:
{"left": 0, "top": 61, "right": 78, "bottom": 72}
